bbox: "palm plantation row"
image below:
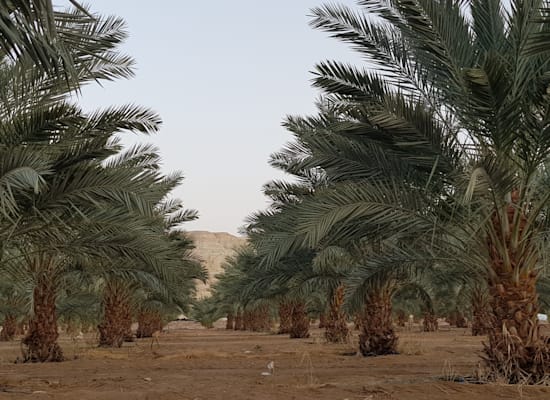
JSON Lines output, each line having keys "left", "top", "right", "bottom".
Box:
{"left": 197, "top": 0, "right": 550, "bottom": 385}
{"left": 3, "top": 0, "right": 550, "bottom": 388}
{"left": 0, "top": 2, "right": 205, "bottom": 361}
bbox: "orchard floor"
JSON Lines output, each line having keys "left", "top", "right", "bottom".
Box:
{"left": 1, "top": 322, "right": 550, "bottom": 400}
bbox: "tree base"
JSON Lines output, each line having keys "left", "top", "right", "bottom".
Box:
{"left": 358, "top": 293, "right": 398, "bottom": 356}
{"left": 98, "top": 323, "right": 125, "bottom": 348}
{"left": 325, "top": 321, "right": 350, "bottom": 343}
{"left": 278, "top": 302, "right": 292, "bottom": 334}
{"left": 423, "top": 312, "right": 438, "bottom": 332}
{"left": 358, "top": 330, "right": 398, "bottom": 356}
{"left": 324, "top": 286, "right": 350, "bottom": 343}
{"left": 0, "top": 315, "right": 17, "bottom": 341}
{"left": 482, "top": 331, "right": 550, "bottom": 384}
{"left": 136, "top": 312, "right": 162, "bottom": 338}
{"left": 289, "top": 302, "right": 310, "bottom": 339}
{"left": 21, "top": 332, "right": 64, "bottom": 362}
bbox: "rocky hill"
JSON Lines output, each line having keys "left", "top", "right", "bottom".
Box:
{"left": 187, "top": 231, "right": 247, "bottom": 298}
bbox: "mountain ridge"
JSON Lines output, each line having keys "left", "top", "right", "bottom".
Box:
{"left": 187, "top": 230, "right": 247, "bottom": 298}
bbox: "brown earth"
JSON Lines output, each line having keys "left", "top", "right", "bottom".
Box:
{"left": 1, "top": 322, "right": 549, "bottom": 400}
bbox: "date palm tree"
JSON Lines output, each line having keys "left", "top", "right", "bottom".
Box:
{"left": 0, "top": 2, "right": 202, "bottom": 361}
{"left": 97, "top": 194, "right": 204, "bottom": 346}
{"left": 250, "top": 88, "right": 450, "bottom": 353}
{"left": 0, "top": 16, "right": 165, "bottom": 360}
{"left": 251, "top": 0, "right": 550, "bottom": 383}
{"left": 0, "top": 0, "right": 203, "bottom": 361}
{"left": 0, "top": 2, "right": 135, "bottom": 224}
{"left": 0, "top": 1, "right": 131, "bottom": 87}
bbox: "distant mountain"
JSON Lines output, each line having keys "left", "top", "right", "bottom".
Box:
{"left": 187, "top": 231, "right": 247, "bottom": 298}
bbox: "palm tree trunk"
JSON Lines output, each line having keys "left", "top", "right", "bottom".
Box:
{"left": 448, "top": 310, "right": 466, "bottom": 327}
{"left": 484, "top": 276, "right": 549, "bottom": 383}
{"left": 422, "top": 310, "right": 438, "bottom": 332}
{"left": 234, "top": 310, "right": 243, "bottom": 330}
{"left": 0, "top": 314, "right": 17, "bottom": 341}
{"left": 226, "top": 312, "right": 234, "bottom": 330}
{"left": 455, "top": 311, "right": 467, "bottom": 328}
{"left": 289, "top": 300, "right": 309, "bottom": 338}
{"left": 324, "top": 285, "right": 349, "bottom": 343}
{"left": 484, "top": 277, "right": 548, "bottom": 383}
{"left": 278, "top": 301, "right": 292, "bottom": 334}
{"left": 471, "top": 287, "right": 490, "bottom": 336}
{"left": 396, "top": 310, "right": 406, "bottom": 327}
{"left": 319, "top": 312, "right": 327, "bottom": 329}
{"left": 257, "top": 305, "right": 272, "bottom": 331}
{"left": 353, "top": 311, "right": 364, "bottom": 330}
{"left": 249, "top": 309, "right": 259, "bottom": 331}
{"left": 358, "top": 291, "right": 397, "bottom": 356}
{"left": 136, "top": 311, "right": 162, "bottom": 338}
{"left": 16, "top": 321, "right": 27, "bottom": 335}
{"left": 22, "top": 273, "right": 63, "bottom": 362}
{"left": 446, "top": 312, "right": 457, "bottom": 326}
{"left": 242, "top": 310, "right": 250, "bottom": 331}
{"left": 246, "top": 306, "right": 270, "bottom": 332}
{"left": 483, "top": 193, "right": 550, "bottom": 383}
{"left": 98, "top": 282, "right": 133, "bottom": 347}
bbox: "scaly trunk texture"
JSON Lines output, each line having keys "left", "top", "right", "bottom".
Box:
{"left": 447, "top": 311, "right": 467, "bottom": 328}
{"left": 0, "top": 314, "right": 17, "bottom": 341}
{"left": 242, "top": 310, "right": 251, "bottom": 331}
{"left": 471, "top": 287, "right": 491, "bottom": 336}
{"left": 446, "top": 312, "right": 457, "bottom": 326}
{"left": 63, "top": 319, "right": 80, "bottom": 337}
{"left": 278, "top": 301, "right": 292, "bottom": 334}
{"left": 324, "top": 285, "right": 349, "bottom": 343}
{"left": 354, "top": 311, "right": 365, "bottom": 330}
{"left": 234, "top": 310, "right": 243, "bottom": 330}
{"left": 22, "top": 272, "right": 63, "bottom": 362}
{"left": 483, "top": 191, "right": 550, "bottom": 384}
{"left": 136, "top": 311, "right": 163, "bottom": 338}
{"left": 98, "top": 283, "right": 133, "bottom": 347}
{"left": 257, "top": 305, "right": 272, "bottom": 331}
{"left": 226, "top": 312, "right": 234, "bottom": 330}
{"left": 484, "top": 278, "right": 548, "bottom": 383}
{"left": 249, "top": 309, "right": 259, "bottom": 331}
{"left": 422, "top": 310, "right": 438, "bottom": 332}
{"left": 319, "top": 312, "right": 327, "bottom": 329}
{"left": 396, "top": 310, "right": 406, "bottom": 327}
{"left": 16, "top": 322, "right": 27, "bottom": 336}
{"left": 289, "top": 301, "right": 310, "bottom": 339}
{"left": 359, "top": 292, "right": 398, "bottom": 356}
{"left": 246, "top": 306, "right": 271, "bottom": 332}
{"left": 455, "top": 312, "right": 467, "bottom": 328}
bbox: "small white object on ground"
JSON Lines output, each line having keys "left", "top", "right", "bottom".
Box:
{"left": 538, "top": 313, "right": 548, "bottom": 322}
{"left": 261, "top": 361, "right": 275, "bottom": 376}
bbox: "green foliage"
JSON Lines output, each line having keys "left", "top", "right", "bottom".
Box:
{"left": 0, "top": 2, "right": 203, "bottom": 349}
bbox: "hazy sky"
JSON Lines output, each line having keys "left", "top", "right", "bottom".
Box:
{"left": 65, "top": 1, "right": 361, "bottom": 235}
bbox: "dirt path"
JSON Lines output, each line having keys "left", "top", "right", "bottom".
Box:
{"left": 1, "top": 322, "right": 549, "bottom": 399}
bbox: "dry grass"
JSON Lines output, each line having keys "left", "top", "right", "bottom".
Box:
{"left": 296, "top": 351, "right": 319, "bottom": 387}
{"left": 398, "top": 340, "right": 425, "bottom": 355}
{"left": 81, "top": 348, "right": 131, "bottom": 360}
{"left": 441, "top": 359, "right": 460, "bottom": 382}
{"left": 155, "top": 350, "right": 236, "bottom": 360}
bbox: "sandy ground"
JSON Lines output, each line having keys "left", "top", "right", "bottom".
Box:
{"left": 1, "top": 322, "right": 550, "bottom": 399}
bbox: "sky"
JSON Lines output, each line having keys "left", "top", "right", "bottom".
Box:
{"left": 62, "top": 0, "right": 361, "bottom": 235}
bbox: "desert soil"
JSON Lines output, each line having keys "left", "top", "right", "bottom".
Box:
{"left": 1, "top": 322, "right": 549, "bottom": 400}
